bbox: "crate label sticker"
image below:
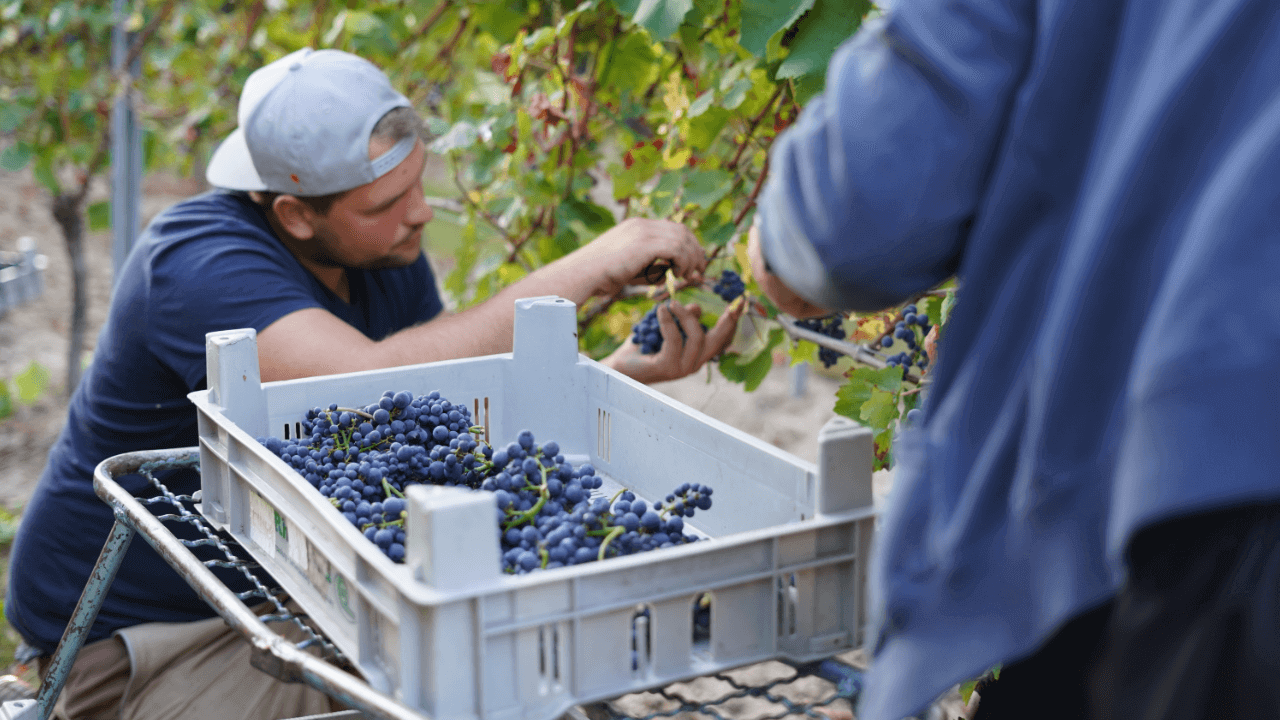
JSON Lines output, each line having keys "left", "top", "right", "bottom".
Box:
{"left": 274, "top": 511, "right": 307, "bottom": 571}
{"left": 249, "top": 491, "right": 276, "bottom": 559}
{"left": 335, "top": 573, "right": 356, "bottom": 622}
{"left": 304, "top": 539, "right": 332, "bottom": 601}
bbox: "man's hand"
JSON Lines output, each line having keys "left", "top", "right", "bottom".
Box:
{"left": 566, "top": 217, "right": 707, "bottom": 298}
{"left": 602, "top": 299, "right": 745, "bottom": 384}
{"left": 747, "top": 223, "right": 831, "bottom": 319}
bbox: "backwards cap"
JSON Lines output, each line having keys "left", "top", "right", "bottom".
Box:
{"left": 206, "top": 48, "right": 415, "bottom": 196}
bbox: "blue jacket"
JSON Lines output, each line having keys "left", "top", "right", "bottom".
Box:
{"left": 756, "top": 1, "right": 1280, "bottom": 718}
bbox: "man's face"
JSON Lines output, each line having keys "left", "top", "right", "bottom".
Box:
{"left": 305, "top": 138, "right": 433, "bottom": 270}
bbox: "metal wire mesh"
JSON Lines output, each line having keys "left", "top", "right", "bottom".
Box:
{"left": 129, "top": 454, "right": 873, "bottom": 720}
{"left": 133, "top": 454, "right": 347, "bottom": 664}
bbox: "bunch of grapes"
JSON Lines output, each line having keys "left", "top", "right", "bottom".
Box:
{"left": 631, "top": 306, "right": 665, "bottom": 354}
{"left": 485, "top": 428, "right": 713, "bottom": 572}
{"left": 258, "top": 391, "right": 714, "bottom": 573}
{"left": 630, "top": 303, "right": 703, "bottom": 355}
{"left": 795, "top": 315, "right": 848, "bottom": 368}
{"left": 878, "top": 304, "right": 932, "bottom": 378}
{"left": 712, "top": 269, "right": 745, "bottom": 302}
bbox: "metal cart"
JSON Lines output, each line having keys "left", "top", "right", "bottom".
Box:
{"left": 3, "top": 449, "right": 867, "bottom": 720}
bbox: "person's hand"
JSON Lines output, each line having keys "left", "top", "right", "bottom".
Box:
{"left": 571, "top": 218, "right": 707, "bottom": 298}
{"left": 747, "top": 223, "right": 831, "bottom": 319}
{"left": 603, "top": 299, "right": 745, "bottom": 384}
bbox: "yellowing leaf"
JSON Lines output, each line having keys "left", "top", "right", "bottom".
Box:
{"left": 14, "top": 361, "right": 49, "bottom": 405}
{"left": 734, "top": 239, "right": 753, "bottom": 286}
{"left": 853, "top": 316, "right": 885, "bottom": 342}
{"left": 664, "top": 148, "right": 691, "bottom": 170}
{"left": 497, "top": 263, "right": 527, "bottom": 284}
{"left": 789, "top": 339, "right": 819, "bottom": 366}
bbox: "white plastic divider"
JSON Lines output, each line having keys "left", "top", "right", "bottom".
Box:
{"left": 190, "top": 297, "right": 877, "bottom": 720}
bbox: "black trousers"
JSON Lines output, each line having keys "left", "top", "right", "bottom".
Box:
{"left": 974, "top": 503, "right": 1280, "bottom": 720}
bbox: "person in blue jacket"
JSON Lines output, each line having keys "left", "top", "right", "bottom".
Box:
{"left": 749, "top": 0, "right": 1280, "bottom": 718}
{"left": 6, "top": 48, "right": 741, "bottom": 719}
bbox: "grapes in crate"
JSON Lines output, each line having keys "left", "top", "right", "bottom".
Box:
{"left": 257, "top": 390, "right": 713, "bottom": 574}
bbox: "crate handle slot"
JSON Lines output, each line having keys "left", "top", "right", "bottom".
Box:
{"left": 692, "top": 592, "right": 714, "bottom": 659}
{"left": 777, "top": 574, "right": 799, "bottom": 637}
{"left": 472, "top": 397, "right": 491, "bottom": 443}
{"left": 597, "top": 408, "right": 611, "bottom": 464}
{"left": 631, "top": 605, "right": 652, "bottom": 676}
{"left": 537, "top": 623, "right": 565, "bottom": 695}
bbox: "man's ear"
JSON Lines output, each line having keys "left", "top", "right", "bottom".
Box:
{"left": 272, "top": 195, "right": 318, "bottom": 240}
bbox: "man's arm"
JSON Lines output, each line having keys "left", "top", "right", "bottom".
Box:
{"left": 756, "top": 0, "right": 1035, "bottom": 312}
{"left": 257, "top": 217, "right": 728, "bottom": 382}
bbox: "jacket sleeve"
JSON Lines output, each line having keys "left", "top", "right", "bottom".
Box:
{"left": 757, "top": 0, "right": 1036, "bottom": 311}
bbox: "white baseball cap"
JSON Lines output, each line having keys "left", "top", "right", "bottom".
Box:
{"left": 206, "top": 48, "right": 416, "bottom": 196}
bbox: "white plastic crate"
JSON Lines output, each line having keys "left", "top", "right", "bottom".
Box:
{"left": 190, "top": 296, "right": 877, "bottom": 720}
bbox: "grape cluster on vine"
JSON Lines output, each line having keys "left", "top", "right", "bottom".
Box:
{"left": 712, "top": 269, "right": 745, "bottom": 302}
{"left": 879, "top": 304, "right": 932, "bottom": 378}
{"left": 795, "top": 315, "right": 848, "bottom": 368}
{"left": 258, "top": 390, "right": 714, "bottom": 573}
{"left": 630, "top": 303, "right": 704, "bottom": 355}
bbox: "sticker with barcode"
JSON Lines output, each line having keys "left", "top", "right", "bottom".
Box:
{"left": 249, "top": 491, "right": 276, "bottom": 558}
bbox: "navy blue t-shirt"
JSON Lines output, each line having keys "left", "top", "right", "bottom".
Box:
{"left": 6, "top": 191, "right": 443, "bottom": 653}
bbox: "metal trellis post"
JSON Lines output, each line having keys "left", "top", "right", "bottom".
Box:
{"left": 111, "top": 0, "right": 143, "bottom": 285}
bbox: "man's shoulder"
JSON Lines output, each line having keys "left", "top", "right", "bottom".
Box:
{"left": 139, "top": 190, "right": 285, "bottom": 267}
{"left": 145, "top": 190, "right": 272, "bottom": 247}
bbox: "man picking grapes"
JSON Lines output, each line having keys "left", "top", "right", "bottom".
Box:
{"left": 749, "top": 0, "right": 1280, "bottom": 718}
{"left": 6, "top": 48, "right": 740, "bottom": 719}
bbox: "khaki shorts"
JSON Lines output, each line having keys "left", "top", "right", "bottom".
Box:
{"left": 41, "top": 606, "right": 337, "bottom": 720}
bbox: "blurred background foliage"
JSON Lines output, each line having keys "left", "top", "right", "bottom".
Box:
{"left": 0, "top": 0, "right": 952, "bottom": 469}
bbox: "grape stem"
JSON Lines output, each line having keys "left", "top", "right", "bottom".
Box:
{"left": 598, "top": 526, "right": 625, "bottom": 561}
{"left": 501, "top": 462, "right": 551, "bottom": 530}
{"left": 333, "top": 407, "right": 375, "bottom": 420}
{"left": 383, "top": 479, "right": 405, "bottom": 499}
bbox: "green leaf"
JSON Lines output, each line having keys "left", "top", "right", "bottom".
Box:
{"left": 682, "top": 169, "right": 733, "bottom": 209}
{"left": 790, "top": 70, "right": 827, "bottom": 105}
{"left": 687, "top": 90, "right": 715, "bottom": 118}
{"left": 598, "top": 32, "right": 661, "bottom": 95}
{"left": 740, "top": 0, "right": 814, "bottom": 57}
{"left": 651, "top": 171, "right": 684, "bottom": 218}
{"left": 0, "top": 102, "right": 31, "bottom": 134}
{"left": 789, "top": 339, "right": 819, "bottom": 366}
{"left": 557, "top": 197, "right": 617, "bottom": 237}
{"left": 940, "top": 289, "right": 958, "bottom": 325}
{"left": 34, "top": 152, "right": 59, "bottom": 195}
{"left": 628, "top": 0, "right": 694, "bottom": 40}
{"left": 719, "top": 327, "right": 784, "bottom": 391}
{"left": 0, "top": 142, "right": 32, "bottom": 172}
{"left": 834, "top": 365, "right": 901, "bottom": 420}
{"left": 860, "top": 387, "right": 899, "bottom": 429}
{"left": 13, "top": 361, "right": 49, "bottom": 405}
{"left": 0, "top": 380, "right": 12, "bottom": 420}
{"left": 777, "top": 0, "right": 870, "bottom": 80}
{"left": 699, "top": 216, "right": 737, "bottom": 246}
{"left": 918, "top": 295, "right": 942, "bottom": 326}
{"left": 684, "top": 106, "right": 731, "bottom": 150}
{"left": 430, "top": 122, "right": 479, "bottom": 153}
{"left": 722, "top": 77, "right": 752, "bottom": 110}
{"left": 960, "top": 680, "right": 978, "bottom": 706}
{"left": 87, "top": 200, "right": 110, "bottom": 232}
{"left": 444, "top": 221, "right": 478, "bottom": 302}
